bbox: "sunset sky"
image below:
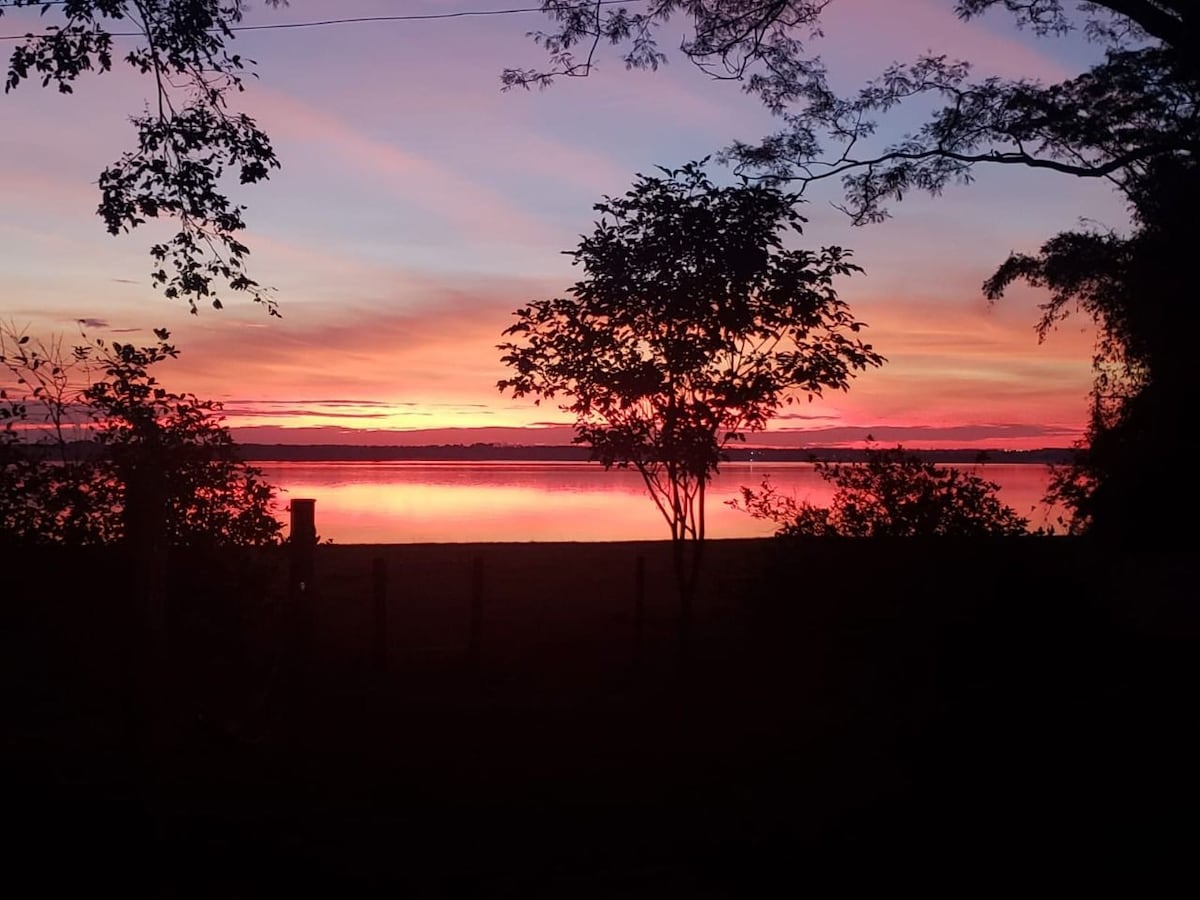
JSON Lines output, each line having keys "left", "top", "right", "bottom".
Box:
{"left": 0, "top": 0, "right": 1130, "bottom": 449}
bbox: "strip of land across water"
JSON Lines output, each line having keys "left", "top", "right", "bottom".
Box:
{"left": 8, "top": 441, "right": 1074, "bottom": 464}
{"left": 234, "top": 443, "right": 1074, "bottom": 463}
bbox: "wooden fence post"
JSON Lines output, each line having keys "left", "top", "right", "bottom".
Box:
{"left": 371, "top": 556, "right": 388, "bottom": 674}
{"left": 634, "top": 554, "right": 646, "bottom": 670}
{"left": 289, "top": 499, "right": 317, "bottom": 590}
{"left": 288, "top": 499, "right": 317, "bottom": 694}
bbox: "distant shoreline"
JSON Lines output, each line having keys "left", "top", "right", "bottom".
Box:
{"left": 238, "top": 444, "right": 1073, "bottom": 465}
{"left": 6, "top": 441, "right": 1075, "bottom": 465}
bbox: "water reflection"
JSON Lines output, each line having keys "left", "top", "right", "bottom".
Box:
{"left": 258, "top": 461, "right": 1062, "bottom": 543}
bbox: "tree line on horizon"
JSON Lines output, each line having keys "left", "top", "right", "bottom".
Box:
{"left": 193, "top": 444, "right": 1078, "bottom": 465}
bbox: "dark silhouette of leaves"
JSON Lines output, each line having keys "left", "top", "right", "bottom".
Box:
{"left": 510, "top": 3, "right": 1196, "bottom": 221}
{"left": 1, "top": 1, "right": 288, "bottom": 312}
{"left": 0, "top": 323, "right": 281, "bottom": 547}
{"left": 732, "top": 445, "right": 1031, "bottom": 538}
{"left": 499, "top": 161, "right": 883, "bottom": 606}
{"left": 983, "top": 156, "right": 1197, "bottom": 543}
{"left": 513, "top": 1, "right": 1198, "bottom": 544}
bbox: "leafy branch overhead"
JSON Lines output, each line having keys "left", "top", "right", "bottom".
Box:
{"left": 508, "top": 2, "right": 1197, "bottom": 222}
{"left": 1, "top": 1, "right": 288, "bottom": 313}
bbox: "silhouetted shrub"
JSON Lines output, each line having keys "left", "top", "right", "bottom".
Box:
{"left": 1, "top": 325, "right": 281, "bottom": 548}
{"left": 732, "top": 445, "right": 1031, "bottom": 537}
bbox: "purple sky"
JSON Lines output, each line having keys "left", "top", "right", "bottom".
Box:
{"left": 0, "top": 1, "right": 1130, "bottom": 448}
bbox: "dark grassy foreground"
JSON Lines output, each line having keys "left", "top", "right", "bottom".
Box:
{"left": 3, "top": 538, "right": 1197, "bottom": 895}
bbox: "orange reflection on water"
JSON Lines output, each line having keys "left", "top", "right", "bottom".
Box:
{"left": 259, "top": 461, "right": 1060, "bottom": 544}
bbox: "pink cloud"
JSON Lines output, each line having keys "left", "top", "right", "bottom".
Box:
{"left": 122, "top": 265, "right": 1099, "bottom": 446}
{"left": 820, "top": 0, "right": 1077, "bottom": 84}
{"left": 138, "top": 273, "right": 553, "bottom": 420}
{"left": 242, "top": 88, "right": 557, "bottom": 246}
{"left": 795, "top": 296, "right": 1095, "bottom": 429}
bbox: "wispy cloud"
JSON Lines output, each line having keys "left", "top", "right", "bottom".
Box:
{"left": 244, "top": 88, "right": 558, "bottom": 247}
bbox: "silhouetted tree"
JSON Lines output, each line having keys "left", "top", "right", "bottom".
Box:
{"left": 983, "top": 157, "right": 1198, "bottom": 543}
{"left": 511, "top": 1, "right": 1197, "bottom": 542}
{"left": 499, "top": 162, "right": 883, "bottom": 630}
{"left": 0, "top": 326, "right": 109, "bottom": 542}
{"left": 732, "top": 445, "right": 1030, "bottom": 538}
{"left": 1, "top": 1, "right": 288, "bottom": 313}
{"left": 0, "top": 323, "right": 281, "bottom": 547}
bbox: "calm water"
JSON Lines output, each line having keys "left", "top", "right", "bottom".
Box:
{"left": 257, "top": 461, "right": 1064, "bottom": 543}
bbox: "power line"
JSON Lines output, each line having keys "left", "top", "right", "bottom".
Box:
{"left": 0, "top": 2, "right": 641, "bottom": 41}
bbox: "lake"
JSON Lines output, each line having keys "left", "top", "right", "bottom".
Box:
{"left": 256, "top": 461, "right": 1064, "bottom": 543}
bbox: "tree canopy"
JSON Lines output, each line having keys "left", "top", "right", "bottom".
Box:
{"left": 1, "top": 1, "right": 287, "bottom": 313}
{"left": 511, "top": 1, "right": 1198, "bottom": 542}
{"left": 983, "top": 154, "right": 1197, "bottom": 541}
{"left": 499, "top": 162, "right": 883, "bottom": 603}
{"left": 0, "top": 323, "right": 281, "bottom": 547}
{"left": 508, "top": 2, "right": 1196, "bottom": 222}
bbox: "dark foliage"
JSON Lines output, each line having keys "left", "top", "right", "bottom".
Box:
{"left": 510, "top": 2, "right": 1196, "bottom": 222}
{"left": 0, "top": 324, "right": 281, "bottom": 547}
{"left": 733, "top": 445, "right": 1031, "bottom": 537}
{"left": 983, "top": 156, "right": 1198, "bottom": 542}
{"left": 1, "top": 1, "right": 288, "bottom": 312}
{"left": 512, "top": 1, "right": 1197, "bottom": 541}
{"left": 499, "top": 162, "right": 883, "bottom": 600}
